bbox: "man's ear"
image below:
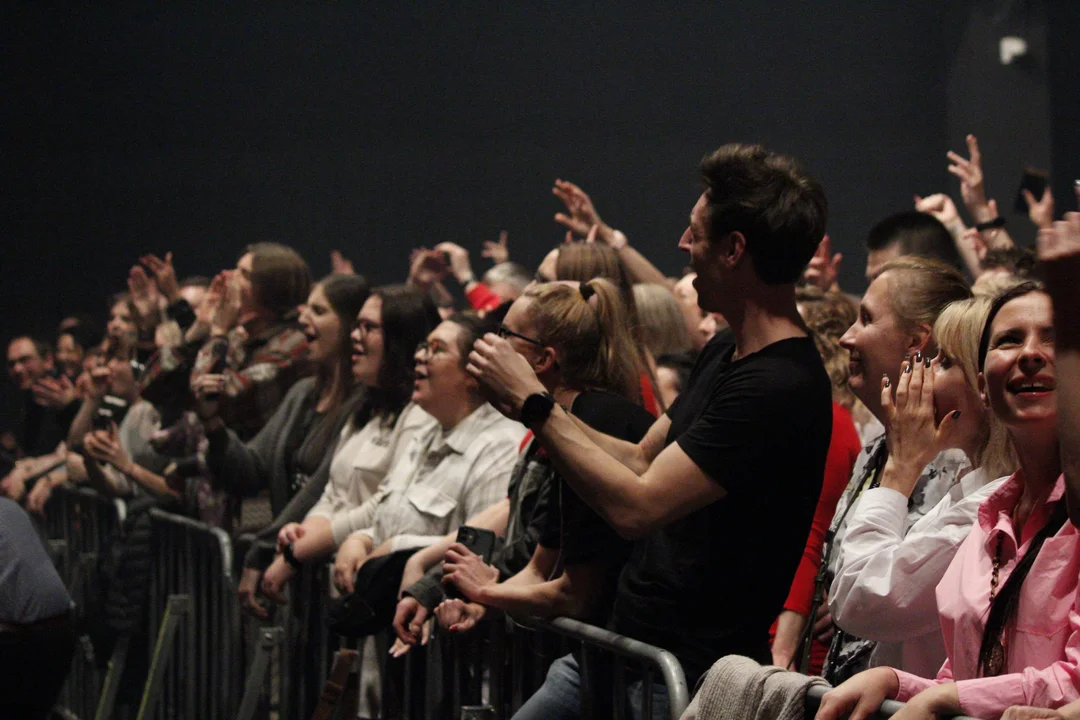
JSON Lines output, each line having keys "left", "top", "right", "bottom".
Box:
{"left": 720, "top": 231, "right": 747, "bottom": 270}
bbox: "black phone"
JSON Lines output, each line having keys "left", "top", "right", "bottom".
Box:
{"left": 1015, "top": 168, "right": 1049, "bottom": 213}
{"left": 92, "top": 395, "right": 130, "bottom": 431}
{"left": 455, "top": 526, "right": 497, "bottom": 563}
{"left": 444, "top": 526, "right": 498, "bottom": 600}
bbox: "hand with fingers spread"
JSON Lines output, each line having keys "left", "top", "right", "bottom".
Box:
{"left": 1036, "top": 212, "right": 1080, "bottom": 289}
{"left": 1023, "top": 186, "right": 1056, "bottom": 230}
{"left": 392, "top": 596, "right": 431, "bottom": 650}
{"left": 552, "top": 179, "right": 616, "bottom": 244}
{"left": 467, "top": 334, "right": 547, "bottom": 421}
{"left": 879, "top": 353, "right": 964, "bottom": 498}
{"left": 237, "top": 567, "right": 270, "bottom": 619}
{"left": 814, "top": 667, "right": 899, "bottom": 720}
{"left": 947, "top": 134, "right": 992, "bottom": 223}
{"left": 441, "top": 543, "right": 499, "bottom": 602}
{"left": 802, "top": 234, "right": 842, "bottom": 292}
{"left": 481, "top": 230, "right": 510, "bottom": 265}
{"left": 435, "top": 598, "right": 487, "bottom": 633}
{"left": 407, "top": 248, "right": 449, "bottom": 290}
{"left": 140, "top": 252, "right": 181, "bottom": 303}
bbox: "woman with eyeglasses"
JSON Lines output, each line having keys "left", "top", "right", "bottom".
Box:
{"left": 326, "top": 312, "right": 525, "bottom": 593}
{"left": 243, "top": 285, "right": 440, "bottom": 612}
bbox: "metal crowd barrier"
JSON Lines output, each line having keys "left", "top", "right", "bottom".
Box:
{"left": 42, "top": 484, "right": 127, "bottom": 720}
{"left": 143, "top": 508, "right": 243, "bottom": 720}
{"left": 804, "top": 685, "right": 978, "bottom": 719}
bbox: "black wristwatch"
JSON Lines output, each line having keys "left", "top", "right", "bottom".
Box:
{"left": 282, "top": 542, "right": 302, "bottom": 570}
{"left": 520, "top": 392, "right": 556, "bottom": 429}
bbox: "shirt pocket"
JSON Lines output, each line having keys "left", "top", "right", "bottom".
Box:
{"left": 1014, "top": 534, "right": 1078, "bottom": 638}
{"left": 406, "top": 485, "right": 458, "bottom": 519}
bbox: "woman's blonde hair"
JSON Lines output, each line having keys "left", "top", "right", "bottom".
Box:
{"left": 933, "top": 296, "right": 1017, "bottom": 478}
{"left": 877, "top": 256, "right": 972, "bottom": 344}
{"left": 523, "top": 278, "right": 641, "bottom": 402}
{"left": 632, "top": 283, "right": 693, "bottom": 358}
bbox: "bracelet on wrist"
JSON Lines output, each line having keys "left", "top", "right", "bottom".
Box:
{"left": 282, "top": 542, "right": 303, "bottom": 570}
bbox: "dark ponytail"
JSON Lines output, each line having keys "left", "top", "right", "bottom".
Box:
{"left": 978, "top": 503, "right": 1068, "bottom": 675}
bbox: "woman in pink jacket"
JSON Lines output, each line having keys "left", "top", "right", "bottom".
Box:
{"left": 817, "top": 280, "right": 1079, "bottom": 720}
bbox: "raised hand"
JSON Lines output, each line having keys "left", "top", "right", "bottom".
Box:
{"left": 481, "top": 231, "right": 509, "bottom": 265}
{"left": 210, "top": 271, "right": 243, "bottom": 336}
{"left": 1037, "top": 212, "right": 1080, "bottom": 323}
{"left": 408, "top": 248, "right": 449, "bottom": 289}
{"left": 1023, "top": 186, "right": 1056, "bottom": 230}
{"left": 802, "top": 234, "right": 842, "bottom": 292}
{"left": 128, "top": 265, "right": 163, "bottom": 328}
{"left": 434, "top": 242, "right": 476, "bottom": 285}
{"left": 946, "top": 134, "right": 992, "bottom": 222}
{"left": 879, "top": 354, "right": 964, "bottom": 497}
{"left": 193, "top": 272, "right": 227, "bottom": 331}
{"left": 140, "top": 252, "right": 180, "bottom": 303}
{"left": 330, "top": 250, "right": 355, "bottom": 275}
{"left": 83, "top": 426, "right": 133, "bottom": 474}
{"left": 914, "top": 193, "right": 962, "bottom": 229}
{"left": 467, "top": 333, "right": 547, "bottom": 421}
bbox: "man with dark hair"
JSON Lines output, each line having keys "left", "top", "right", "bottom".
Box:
{"left": 470, "top": 143, "right": 833, "bottom": 717}
{"left": 5, "top": 336, "right": 79, "bottom": 461}
{"left": 864, "top": 211, "right": 966, "bottom": 281}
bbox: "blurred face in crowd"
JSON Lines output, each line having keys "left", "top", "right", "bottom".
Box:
{"left": 106, "top": 301, "right": 137, "bottom": 347}
{"left": 351, "top": 295, "right": 384, "bottom": 388}
{"left": 55, "top": 333, "right": 85, "bottom": 380}
{"left": 673, "top": 273, "right": 710, "bottom": 351}
{"left": 865, "top": 242, "right": 901, "bottom": 283}
{"left": 980, "top": 292, "right": 1055, "bottom": 431}
{"left": 698, "top": 312, "right": 727, "bottom": 345}
{"left": 105, "top": 352, "right": 138, "bottom": 401}
{"left": 840, "top": 271, "right": 915, "bottom": 414}
{"left": 413, "top": 321, "right": 475, "bottom": 422}
{"left": 299, "top": 284, "right": 342, "bottom": 367}
{"left": 7, "top": 338, "right": 48, "bottom": 391}
{"left": 179, "top": 284, "right": 207, "bottom": 311}
{"left": 236, "top": 252, "right": 258, "bottom": 315}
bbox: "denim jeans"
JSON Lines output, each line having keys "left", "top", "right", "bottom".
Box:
{"left": 511, "top": 654, "right": 671, "bottom": 720}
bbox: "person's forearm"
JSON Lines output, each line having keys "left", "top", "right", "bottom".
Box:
{"left": 82, "top": 455, "right": 126, "bottom": 497}
{"left": 67, "top": 396, "right": 101, "bottom": 447}
{"left": 771, "top": 609, "right": 808, "bottom": 668}
{"left": 615, "top": 242, "right": 672, "bottom": 288}
{"left": 122, "top": 462, "right": 179, "bottom": 499}
{"left": 475, "top": 573, "right": 581, "bottom": 619}
{"left": 1058, "top": 349, "right": 1080, "bottom": 526}
{"left": 292, "top": 516, "right": 338, "bottom": 562}
{"left": 566, "top": 413, "right": 650, "bottom": 475}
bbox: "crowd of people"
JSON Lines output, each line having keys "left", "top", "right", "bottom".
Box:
{"left": 2, "top": 135, "right": 1080, "bottom": 720}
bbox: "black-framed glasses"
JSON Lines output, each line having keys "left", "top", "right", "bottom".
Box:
{"left": 498, "top": 325, "right": 544, "bottom": 347}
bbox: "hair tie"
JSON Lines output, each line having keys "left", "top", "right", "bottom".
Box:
{"left": 579, "top": 283, "right": 596, "bottom": 302}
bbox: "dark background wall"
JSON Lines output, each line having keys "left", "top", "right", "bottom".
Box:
{"left": 3, "top": 1, "right": 1073, "bottom": 344}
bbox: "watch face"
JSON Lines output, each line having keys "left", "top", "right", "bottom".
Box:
{"left": 523, "top": 393, "right": 554, "bottom": 426}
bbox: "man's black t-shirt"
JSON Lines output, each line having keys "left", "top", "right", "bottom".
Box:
{"left": 611, "top": 332, "right": 832, "bottom": 685}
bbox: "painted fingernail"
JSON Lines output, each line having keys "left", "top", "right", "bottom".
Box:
{"left": 924, "top": 356, "right": 932, "bottom": 368}
{"left": 914, "top": 351, "right": 922, "bottom": 363}
{"left": 883, "top": 375, "right": 890, "bottom": 387}
{"left": 952, "top": 410, "right": 961, "bottom": 419}
{"left": 905, "top": 363, "right": 912, "bottom": 373}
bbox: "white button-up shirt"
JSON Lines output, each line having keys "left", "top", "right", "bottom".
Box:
{"left": 331, "top": 402, "right": 525, "bottom": 550}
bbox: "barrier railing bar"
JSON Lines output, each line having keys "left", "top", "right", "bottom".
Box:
{"left": 804, "top": 685, "right": 978, "bottom": 719}
{"left": 93, "top": 637, "right": 129, "bottom": 720}
{"left": 519, "top": 617, "right": 689, "bottom": 720}
{"left": 235, "top": 626, "right": 284, "bottom": 720}
{"left": 137, "top": 593, "right": 192, "bottom": 720}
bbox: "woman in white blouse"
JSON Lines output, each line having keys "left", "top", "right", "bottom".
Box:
{"left": 829, "top": 293, "right": 1017, "bottom": 678}
{"left": 257, "top": 285, "right": 442, "bottom": 602}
